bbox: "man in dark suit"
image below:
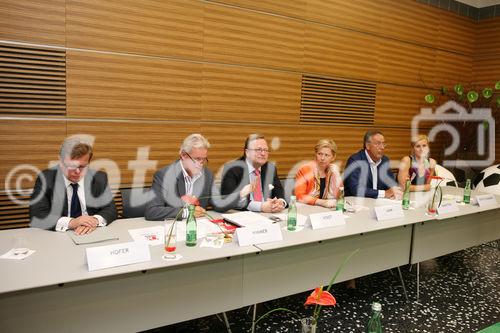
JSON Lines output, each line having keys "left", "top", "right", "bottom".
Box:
{"left": 145, "top": 134, "right": 213, "bottom": 220}
{"left": 217, "top": 134, "right": 286, "bottom": 213}
{"left": 344, "top": 130, "right": 401, "bottom": 199}
{"left": 29, "top": 137, "right": 117, "bottom": 234}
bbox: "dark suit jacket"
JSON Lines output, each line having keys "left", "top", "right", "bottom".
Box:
{"left": 217, "top": 157, "right": 285, "bottom": 212}
{"left": 344, "top": 149, "right": 397, "bottom": 198}
{"left": 29, "top": 167, "right": 117, "bottom": 230}
{"left": 145, "top": 160, "right": 214, "bottom": 220}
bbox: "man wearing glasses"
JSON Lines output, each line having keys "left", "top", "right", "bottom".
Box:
{"left": 344, "top": 130, "right": 402, "bottom": 199}
{"left": 29, "top": 137, "right": 117, "bottom": 234}
{"left": 219, "top": 133, "right": 286, "bottom": 213}
{"left": 146, "top": 133, "right": 213, "bottom": 220}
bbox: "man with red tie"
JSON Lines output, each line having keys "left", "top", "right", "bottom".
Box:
{"left": 219, "top": 134, "right": 286, "bottom": 213}
{"left": 29, "top": 137, "right": 117, "bottom": 235}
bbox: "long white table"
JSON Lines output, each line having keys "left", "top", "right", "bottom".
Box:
{"left": 0, "top": 187, "right": 498, "bottom": 332}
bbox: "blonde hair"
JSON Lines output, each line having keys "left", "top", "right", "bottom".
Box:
{"left": 411, "top": 134, "right": 429, "bottom": 147}
{"left": 314, "top": 139, "right": 337, "bottom": 156}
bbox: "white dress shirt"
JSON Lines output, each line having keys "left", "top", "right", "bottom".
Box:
{"left": 364, "top": 150, "right": 385, "bottom": 198}
{"left": 241, "top": 159, "right": 286, "bottom": 212}
{"left": 55, "top": 176, "right": 106, "bottom": 232}
{"left": 180, "top": 161, "right": 203, "bottom": 218}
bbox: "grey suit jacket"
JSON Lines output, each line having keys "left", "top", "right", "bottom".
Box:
{"left": 145, "top": 160, "right": 214, "bottom": 220}
{"left": 29, "top": 166, "right": 117, "bottom": 230}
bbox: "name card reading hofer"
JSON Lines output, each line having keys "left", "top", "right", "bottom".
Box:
{"left": 86, "top": 241, "right": 151, "bottom": 271}
{"left": 476, "top": 194, "right": 498, "bottom": 207}
{"left": 374, "top": 205, "right": 404, "bottom": 221}
{"left": 309, "top": 211, "right": 346, "bottom": 230}
{"left": 437, "top": 200, "right": 459, "bottom": 215}
{"left": 236, "top": 223, "right": 282, "bottom": 247}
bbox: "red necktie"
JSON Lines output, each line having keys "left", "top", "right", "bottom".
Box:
{"left": 253, "top": 169, "right": 263, "bottom": 202}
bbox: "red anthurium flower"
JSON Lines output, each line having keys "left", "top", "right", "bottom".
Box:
{"left": 181, "top": 195, "right": 200, "bottom": 206}
{"left": 304, "top": 287, "right": 336, "bottom": 306}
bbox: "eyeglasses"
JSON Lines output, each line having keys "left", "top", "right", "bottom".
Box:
{"left": 183, "top": 151, "right": 209, "bottom": 164}
{"left": 63, "top": 163, "right": 88, "bottom": 171}
{"left": 370, "top": 141, "right": 388, "bottom": 148}
{"left": 247, "top": 148, "right": 269, "bottom": 154}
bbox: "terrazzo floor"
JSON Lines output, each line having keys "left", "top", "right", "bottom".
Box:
{"left": 144, "top": 240, "right": 499, "bottom": 333}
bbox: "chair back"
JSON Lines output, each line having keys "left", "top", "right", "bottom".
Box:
{"left": 121, "top": 188, "right": 152, "bottom": 218}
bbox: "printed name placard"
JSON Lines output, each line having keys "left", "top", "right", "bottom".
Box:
{"left": 86, "top": 241, "right": 151, "bottom": 271}
{"left": 309, "top": 211, "right": 346, "bottom": 230}
{"left": 374, "top": 205, "right": 404, "bottom": 221}
{"left": 437, "top": 200, "right": 459, "bottom": 215}
{"left": 476, "top": 194, "right": 498, "bottom": 207}
{"left": 235, "top": 223, "right": 282, "bottom": 247}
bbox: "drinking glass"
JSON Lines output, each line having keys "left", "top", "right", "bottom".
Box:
{"left": 163, "top": 221, "right": 177, "bottom": 260}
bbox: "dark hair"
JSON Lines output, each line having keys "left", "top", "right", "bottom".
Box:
{"left": 60, "top": 138, "right": 93, "bottom": 160}
{"left": 243, "top": 133, "right": 266, "bottom": 157}
{"left": 363, "top": 130, "right": 384, "bottom": 149}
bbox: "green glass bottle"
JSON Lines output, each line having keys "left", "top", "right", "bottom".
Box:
{"left": 185, "top": 204, "right": 197, "bottom": 247}
{"left": 336, "top": 187, "right": 345, "bottom": 212}
{"left": 402, "top": 178, "right": 411, "bottom": 210}
{"left": 366, "top": 302, "right": 383, "bottom": 333}
{"left": 287, "top": 195, "right": 297, "bottom": 231}
{"left": 463, "top": 179, "right": 471, "bottom": 204}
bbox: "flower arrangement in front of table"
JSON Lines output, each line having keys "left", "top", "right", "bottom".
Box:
{"left": 427, "top": 176, "right": 444, "bottom": 215}
{"left": 250, "top": 249, "right": 359, "bottom": 333}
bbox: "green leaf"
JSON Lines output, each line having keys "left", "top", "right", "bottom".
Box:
{"left": 454, "top": 84, "right": 464, "bottom": 95}
{"left": 482, "top": 88, "right": 493, "bottom": 98}
{"left": 495, "top": 81, "right": 500, "bottom": 90}
{"left": 467, "top": 91, "right": 478, "bottom": 103}
{"left": 424, "top": 94, "right": 435, "bottom": 103}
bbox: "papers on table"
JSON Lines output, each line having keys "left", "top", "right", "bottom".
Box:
{"left": 68, "top": 227, "right": 119, "bottom": 245}
{"left": 128, "top": 226, "right": 164, "bottom": 246}
{"left": 221, "top": 211, "right": 274, "bottom": 227}
{"left": 1, "top": 248, "right": 36, "bottom": 260}
{"left": 270, "top": 213, "right": 308, "bottom": 227}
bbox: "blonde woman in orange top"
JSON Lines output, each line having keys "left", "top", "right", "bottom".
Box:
{"left": 294, "top": 139, "right": 343, "bottom": 208}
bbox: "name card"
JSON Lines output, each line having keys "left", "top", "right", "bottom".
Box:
{"left": 86, "top": 241, "right": 151, "bottom": 271}
{"left": 374, "top": 205, "right": 404, "bottom": 221}
{"left": 235, "top": 223, "right": 282, "bottom": 247}
{"left": 476, "top": 194, "right": 498, "bottom": 207}
{"left": 309, "top": 211, "right": 346, "bottom": 230}
{"left": 437, "top": 200, "right": 459, "bottom": 215}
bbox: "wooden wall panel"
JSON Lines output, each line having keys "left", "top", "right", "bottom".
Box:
{"left": 306, "top": 0, "right": 381, "bottom": 34}
{"left": 202, "top": 64, "right": 301, "bottom": 123}
{"left": 203, "top": 3, "right": 304, "bottom": 71}
{"left": 435, "top": 50, "right": 473, "bottom": 87}
{"left": 304, "top": 24, "right": 379, "bottom": 81}
{"left": 374, "top": 84, "right": 429, "bottom": 128}
{"left": 214, "top": 0, "right": 307, "bottom": 18}
{"left": 67, "top": 122, "right": 201, "bottom": 188}
{"left": 0, "top": 0, "right": 65, "bottom": 45}
{"left": 378, "top": 39, "right": 436, "bottom": 86}
{"left": 66, "top": 0, "right": 203, "bottom": 59}
{"left": 379, "top": 0, "right": 439, "bottom": 48}
{"left": 475, "top": 17, "right": 500, "bottom": 58}
{"left": 0, "top": 120, "right": 66, "bottom": 189}
{"left": 474, "top": 55, "right": 500, "bottom": 86}
{"left": 66, "top": 51, "right": 202, "bottom": 120}
{"left": 438, "top": 11, "right": 475, "bottom": 56}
